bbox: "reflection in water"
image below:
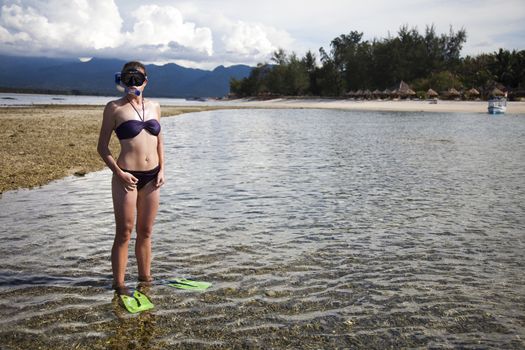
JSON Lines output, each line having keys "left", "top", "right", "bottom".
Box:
{"left": 0, "top": 109, "right": 524, "bottom": 348}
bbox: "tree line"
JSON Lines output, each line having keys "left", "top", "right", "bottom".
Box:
{"left": 230, "top": 25, "right": 525, "bottom": 99}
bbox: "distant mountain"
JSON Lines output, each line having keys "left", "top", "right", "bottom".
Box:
{"left": 0, "top": 55, "right": 252, "bottom": 98}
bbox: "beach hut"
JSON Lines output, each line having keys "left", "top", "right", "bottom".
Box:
{"left": 447, "top": 88, "right": 461, "bottom": 100}
{"left": 465, "top": 88, "right": 480, "bottom": 100}
{"left": 426, "top": 88, "right": 438, "bottom": 98}
{"left": 491, "top": 87, "right": 505, "bottom": 97}
{"left": 467, "top": 88, "right": 479, "bottom": 96}
{"left": 397, "top": 81, "right": 416, "bottom": 99}
{"left": 390, "top": 89, "right": 400, "bottom": 99}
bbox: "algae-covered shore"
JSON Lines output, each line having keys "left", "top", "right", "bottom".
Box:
{"left": 0, "top": 105, "right": 231, "bottom": 193}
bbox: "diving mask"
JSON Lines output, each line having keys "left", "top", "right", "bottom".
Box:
{"left": 115, "top": 69, "right": 147, "bottom": 87}
{"left": 115, "top": 69, "right": 147, "bottom": 96}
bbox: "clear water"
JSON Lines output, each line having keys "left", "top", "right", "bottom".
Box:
{"left": 0, "top": 109, "right": 524, "bottom": 349}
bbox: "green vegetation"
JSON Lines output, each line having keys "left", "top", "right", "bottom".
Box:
{"left": 230, "top": 25, "right": 525, "bottom": 100}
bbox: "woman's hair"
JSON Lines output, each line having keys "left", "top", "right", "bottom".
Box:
{"left": 121, "top": 61, "right": 147, "bottom": 75}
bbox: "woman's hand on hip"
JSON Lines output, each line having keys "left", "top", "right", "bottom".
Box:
{"left": 117, "top": 170, "right": 138, "bottom": 192}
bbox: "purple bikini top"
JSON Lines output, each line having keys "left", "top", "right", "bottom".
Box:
{"left": 115, "top": 119, "right": 161, "bottom": 140}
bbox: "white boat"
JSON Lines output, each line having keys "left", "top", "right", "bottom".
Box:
{"left": 488, "top": 97, "right": 507, "bottom": 114}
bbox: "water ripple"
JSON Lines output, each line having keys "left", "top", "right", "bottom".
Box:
{"left": 0, "top": 109, "right": 524, "bottom": 349}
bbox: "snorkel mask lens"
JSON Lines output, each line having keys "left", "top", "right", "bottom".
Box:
{"left": 120, "top": 69, "right": 146, "bottom": 87}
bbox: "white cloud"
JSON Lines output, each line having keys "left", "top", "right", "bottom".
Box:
{"left": 171, "top": 6, "right": 294, "bottom": 66}
{"left": 0, "top": 21, "right": 29, "bottom": 43}
{"left": 0, "top": 0, "right": 122, "bottom": 52}
{"left": 0, "top": 0, "right": 215, "bottom": 63}
{"left": 223, "top": 21, "right": 275, "bottom": 56}
{"left": 0, "top": 0, "right": 296, "bottom": 68}
{"left": 221, "top": 20, "right": 293, "bottom": 59}
{"left": 124, "top": 5, "right": 213, "bottom": 56}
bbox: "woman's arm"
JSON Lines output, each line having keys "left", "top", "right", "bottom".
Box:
{"left": 97, "top": 102, "right": 137, "bottom": 189}
{"left": 97, "top": 102, "right": 121, "bottom": 174}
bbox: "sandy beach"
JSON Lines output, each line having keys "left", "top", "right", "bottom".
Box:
{"left": 1, "top": 99, "right": 523, "bottom": 193}
{"left": 233, "top": 98, "right": 525, "bottom": 114}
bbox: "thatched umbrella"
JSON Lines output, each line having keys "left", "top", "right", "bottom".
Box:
{"left": 426, "top": 88, "right": 438, "bottom": 98}
{"left": 398, "top": 80, "right": 410, "bottom": 91}
{"left": 382, "top": 88, "right": 392, "bottom": 98}
{"left": 466, "top": 88, "right": 479, "bottom": 96}
{"left": 398, "top": 82, "right": 407, "bottom": 94}
{"left": 373, "top": 89, "right": 382, "bottom": 98}
{"left": 465, "top": 88, "right": 480, "bottom": 100}
{"left": 447, "top": 88, "right": 461, "bottom": 99}
{"left": 363, "top": 89, "right": 372, "bottom": 99}
{"left": 491, "top": 88, "right": 505, "bottom": 96}
{"left": 355, "top": 89, "right": 364, "bottom": 98}
{"left": 397, "top": 80, "right": 416, "bottom": 98}
{"left": 390, "top": 89, "right": 399, "bottom": 98}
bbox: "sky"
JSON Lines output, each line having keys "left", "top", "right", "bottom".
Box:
{"left": 0, "top": 0, "right": 524, "bottom": 69}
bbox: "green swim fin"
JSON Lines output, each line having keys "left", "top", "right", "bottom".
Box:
{"left": 119, "top": 291, "right": 154, "bottom": 313}
{"left": 133, "top": 290, "right": 154, "bottom": 312}
{"left": 168, "top": 278, "right": 212, "bottom": 291}
{"left": 120, "top": 294, "right": 141, "bottom": 313}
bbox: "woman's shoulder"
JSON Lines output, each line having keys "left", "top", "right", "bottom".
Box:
{"left": 102, "top": 98, "right": 127, "bottom": 121}
{"left": 104, "top": 98, "right": 127, "bottom": 112}
{"left": 105, "top": 97, "right": 126, "bottom": 108}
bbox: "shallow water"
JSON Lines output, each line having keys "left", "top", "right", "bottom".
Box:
{"left": 0, "top": 109, "right": 524, "bottom": 349}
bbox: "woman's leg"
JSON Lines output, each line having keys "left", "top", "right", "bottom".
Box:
{"left": 135, "top": 181, "right": 160, "bottom": 281}
{"left": 111, "top": 175, "right": 137, "bottom": 291}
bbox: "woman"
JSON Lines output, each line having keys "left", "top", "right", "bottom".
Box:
{"left": 97, "top": 61, "right": 165, "bottom": 296}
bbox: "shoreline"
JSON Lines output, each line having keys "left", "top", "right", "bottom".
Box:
{"left": 1, "top": 100, "right": 523, "bottom": 193}
{"left": 229, "top": 98, "right": 525, "bottom": 114}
